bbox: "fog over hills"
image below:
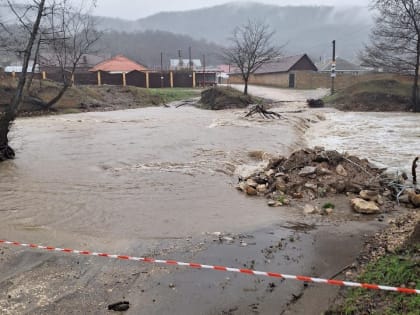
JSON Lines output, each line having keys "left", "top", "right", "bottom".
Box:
{"left": 96, "top": 2, "right": 373, "bottom": 64}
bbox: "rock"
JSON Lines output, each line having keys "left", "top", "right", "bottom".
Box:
{"left": 275, "top": 179, "right": 287, "bottom": 193}
{"left": 332, "top": 180, "right": 346, "bottom": 193}
{"left": 398, "top": 194, "right": 411, "bottom": 204}
{"left": 265, "top": 169, "right": 275, "bottom": 177}
{"left": 304, "top": 182, "right": 318, "bottom": 191}
{"left": 268, "top": 200, "right": 282, "bottom": 207}
{"left": 246, "top": 178, "right": 258, "bottom": 188}
{"left": 359, "top": 190, "right": 379, "bottom": 202}
{"left": 299, "top": 166, "right": 317, "bottom": 177}
{"left": 275, "top": 172, "right": 286, "bottom": 177}
{"left": 324, "top": 208, "right": 334, "bottom": 215}
{"left": 408, "top": 191, "right": 420, "bottom": 207}
{"left": 169, "top": 283, "right": 176, "bottom": 289}
{"left": 236, "top": 182, "right": 247, "bottom": 192}
{"left": 245, "top": 186, "right": 258, "bottom": 196}
{"left": 108, "top": 301, "right": 130, "bottom": 312}
{"left": 316, "top": 167, "right": 332, "bottom": 176}
{"left": 336, "top": 164, "right": 348, "bottom": 177}
{"left": 303, "top": 204, "right": 318, "bottom": 215}
{"left": 257, "top": 184, "right": 267, "bottom": 193}
{"left": 351, "top": 198, "right": 381, "bottom": 214}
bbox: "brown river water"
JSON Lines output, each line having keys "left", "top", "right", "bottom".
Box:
{"left": 0, "top": 106, "right": 306, "bottom": 251}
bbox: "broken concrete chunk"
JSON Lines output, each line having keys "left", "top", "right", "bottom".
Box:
{"left": 257, "top": 184, "right": 267, "bottom": 193}
{"left": 351, "top": 198, "right": 380, "bottom": 214}
{"left": 336, "top": 164, "right": 348, "bottom": 177}
{"left": 359, "top": 190, "right": 379, "bottom": 202}
{"left": 246, "top": 178, "right": 258, "bottom": 188}
{"left": 299, "top": 166, "right": 317, "bottom": 177}
{"left": 245, "top": 186, "right": 258, "bottom": 196}
{"left": 303, "top": 204, "right": 318, "bottom": 215}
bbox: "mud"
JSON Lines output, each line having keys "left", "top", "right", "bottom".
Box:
{"left": 0, "top": 85, "right": 414, "bottom": 314}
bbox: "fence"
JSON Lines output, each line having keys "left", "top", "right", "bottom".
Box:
{"left": 229, "top": 71, "right": 414, "bottom": 90}
{"left": 5, "top": 70, "right": 215, "bottom": 89}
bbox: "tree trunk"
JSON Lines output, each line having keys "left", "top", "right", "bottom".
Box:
{"left": 46, "top": 83, "right": 70, "bottom": 108}
{"left": 244, "top": 78, "right": 248, "bottom": 95}
{"left": 413, "top": 38, "right": 420, "bottom": 112}
{"left": 0, "top": 0, "right": 45, "bottom": 161}
{"left": 0, "top": 110, "right": 16, "bottom": 160}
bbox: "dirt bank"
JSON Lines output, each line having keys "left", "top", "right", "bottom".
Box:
{"left": 323, "top": 79, "right": 412, "bottom": 112}
{"left": 0, "top": 76, "right": 199, "bottom": 116}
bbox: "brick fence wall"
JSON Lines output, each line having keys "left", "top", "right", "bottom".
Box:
{"left": 229, "top": 71, "right": 413, "bottom": 90}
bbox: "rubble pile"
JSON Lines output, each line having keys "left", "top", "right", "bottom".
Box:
{"left": 237, "top": 147, "right": 400, "bottom": 213}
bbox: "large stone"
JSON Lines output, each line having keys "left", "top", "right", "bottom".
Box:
{"left": 336, "top": 164, "right": 348, "bottom": 177}
{"left": 299, "top": 166, "right": 317, "bottom": 177}
{"left": 275, "top": 179, "right": 287, "bottom": 193}
{"left": 303, "top": 204, "right": 318, "bottom": 215}
{"left": 246, "top": 178, "right": 258, "bottom": 188}
{"left": 245, "top": 186, "right": 258, "bottom": 196}
{"left": 304, "top": 182, "right": 318, "bottom": 191}
{"left": 257, "top": 184, "right": 267, "bottom": 194}
{"left": 408, "top": 191, "right": 420, "bottom": 207}
{"left": 236, "top": 182, "right": 247, "bottom": 192}
{"left": 316, "top": 166, "right": 332, "bottom": 176}
{"left": 351, "top": 198, "right": 381, "bottom": 214}
{"left": 359, "top": 190, "right": 379, "bottom": 202}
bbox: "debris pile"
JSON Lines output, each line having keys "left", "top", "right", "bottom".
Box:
{"left": 237, "top": 147, "right": 395, "bottom": 213}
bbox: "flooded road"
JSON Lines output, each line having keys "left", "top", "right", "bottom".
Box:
{"left": 0, "top": 106, "right": 304, "bottom": 250}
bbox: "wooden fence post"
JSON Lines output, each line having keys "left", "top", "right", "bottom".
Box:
{"left": 12, "top": 71, "right": 15, "bottom": 78}
{"left": 97, "top": 71, "right": 101, "bottom": 86}
{"left": 170, "top": 71, "right": 174, "bottom": 88}
{"left": 122, "top": 72, "right": 126, "bottom": 86}
{"left": 192, "top": 72, "right": 196, "bottom": 88}
{"left": 42, "top": 71, "right": 46, "bottom": 80}
{"left": 146, "top": 71, "right": 150, "bottom": 89}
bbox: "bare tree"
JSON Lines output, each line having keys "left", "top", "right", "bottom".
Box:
{"left": 361, "top": 0, "right": 420, "bottom": 112}
{"left": 223, "top": 20, "right": 282, "bottom": 95}
{"left": 0, "top": 0, "right": 46, "bottom": 160}
{"left": 40, "top": 0, "right": 100, "bottom": 107}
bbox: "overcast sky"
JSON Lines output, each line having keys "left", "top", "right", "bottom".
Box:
{"left": 94, "top": 0, "right": 369, "bottom": 20}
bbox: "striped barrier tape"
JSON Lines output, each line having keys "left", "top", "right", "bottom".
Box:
{"left": 0, "top": 239, "right": 418, "bottom": 295}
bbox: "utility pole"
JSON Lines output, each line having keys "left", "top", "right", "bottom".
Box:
{"left": 202, "top": 54, "right": 206, "bottom": 88}
{"left": 188, "top": 46, "right": 192, "bottom": 71}
{"left": 331, "top": 40, "right": 336, "bottom": 95}
{"left": 160, "top": 51, "right": 164, "bottom": 88}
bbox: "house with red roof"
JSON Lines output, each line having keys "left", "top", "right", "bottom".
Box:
{"left": 89, "top": 54, "right": 148, "bottom": 73}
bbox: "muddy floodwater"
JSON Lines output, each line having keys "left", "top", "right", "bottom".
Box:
{"left": 0, "top": 86, "right": 415, "bottom": 314}
{"left": 0, "top": 106, "right": 306, "bottom": 249}
{"left": 306, "top": 111, "right": 420, "bottom": 173}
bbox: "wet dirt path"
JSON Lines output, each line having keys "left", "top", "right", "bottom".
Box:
{"left": 0, "top": 86, "right": 400, "bottom": 314}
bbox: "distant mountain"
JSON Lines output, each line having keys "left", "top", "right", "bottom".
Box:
{"left": 96, "top": 2, "right": 374, "bottom": 62}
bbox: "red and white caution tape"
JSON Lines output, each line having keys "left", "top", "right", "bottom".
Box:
{"left": 1, "top": 239, "right": 418, "bottom": 295}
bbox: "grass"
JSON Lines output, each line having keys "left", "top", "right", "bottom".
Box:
{"left": 338, "top": 249, "right": 420, "bottom": 315}
{"left": 322, "top": 79, "right": 413, "bottom": 111}
{"left": 148, "top": 88, "right": 200, "bottom": 103}
{"left": 322, "top": 202, "right": 335, "bottom": 209}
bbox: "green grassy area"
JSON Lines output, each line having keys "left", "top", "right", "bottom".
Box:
{"left": 323, "top": 79, "right": 413, "bottom": 111}
{"left": 148, "top": 88, "right": 200, "bottom": 103}
{"left": 337, "top": 245, "right": 420, "bottom": 315}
